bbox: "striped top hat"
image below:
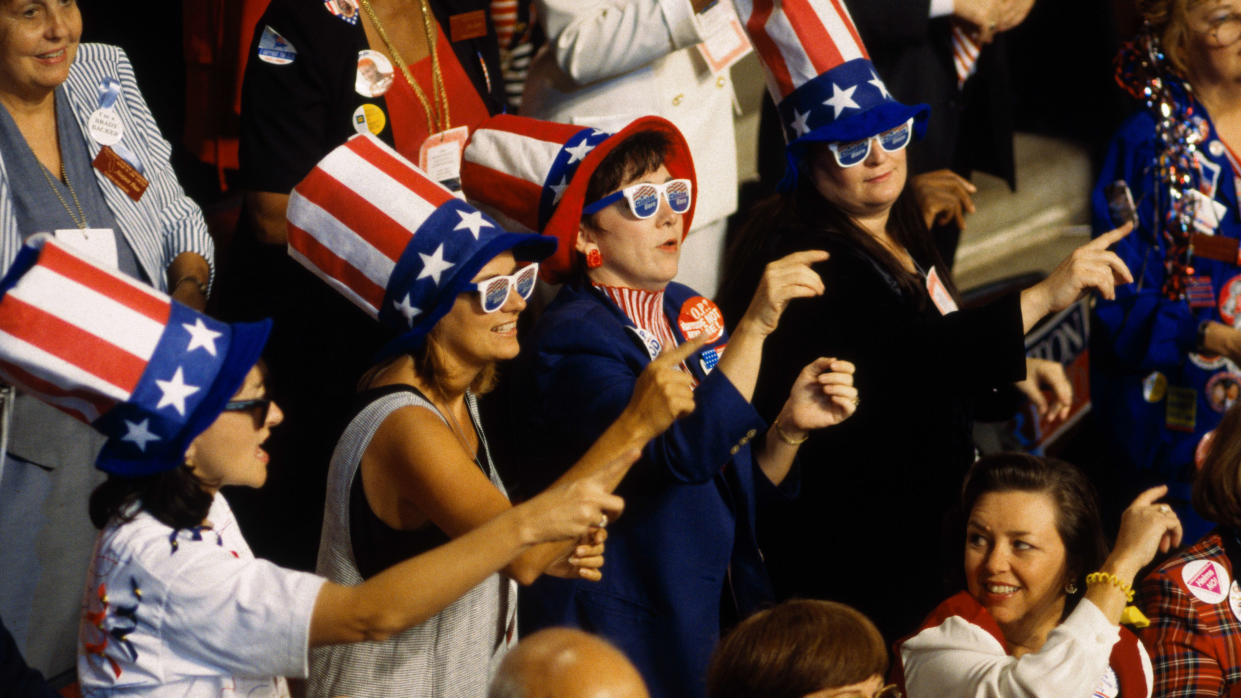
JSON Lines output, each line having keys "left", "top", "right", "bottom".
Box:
{"left": 0, "top": 236, "right": 271, "bottom": 476}
{"left": 286, "top": 134, "right": 556, "bottom": 356}
{"left": 735, "top": 0, "right": 928, "bottom": 177}
{"left": 460, "top": 114, "right": 696, "bottom": 283}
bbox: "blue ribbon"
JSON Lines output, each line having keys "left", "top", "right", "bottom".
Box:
{"left": 95, "top": 77, "right": 144, "bottom": 175}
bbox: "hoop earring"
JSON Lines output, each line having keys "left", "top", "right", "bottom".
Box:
{"left": 1064, "top": 582, "right": 1079, "bottom": 595}
{"left": 586, "top": 249, "right": 603, "bottom": 269}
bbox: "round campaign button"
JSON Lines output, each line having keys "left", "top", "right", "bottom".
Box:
{"left": 352, "top": 104, "right": 386, "bottom": 136}
{"left": 1142, "top": 371, "right": 1167, "bottom": 403}
{"left": 1182, "top": 559, "right": 1231, "bottom": 604}
{"left": 355, "top": 49, "right": 395, "bottom": 98}
{"left": 87, "top": 108, "right": 124, "bottom": 146}
{"left": 1219, "top": 275, "right": 1241, "bottom": 327}
{"left": 678, "top": 296, "right": 724, "bottom": 343}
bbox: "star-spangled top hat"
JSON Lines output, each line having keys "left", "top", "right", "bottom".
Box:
{"left": 460, "top": 114, "right": 696, "bottom": 283}
{"left": 0, "top": 236, "right": 271, "bottom": 477}
{"left": 286, "top": 133, "right": 556, "bottom": 356}
{"left": 733, "top": 0, "right": 929, "bottom": 185}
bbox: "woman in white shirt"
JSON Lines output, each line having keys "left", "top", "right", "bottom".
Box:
{"left": 897, "top": 453, "right": 1181, "bottom": 698}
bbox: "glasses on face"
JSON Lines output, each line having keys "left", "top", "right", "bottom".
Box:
{"left": 582, "top": 178, "right": 693, "bottom": 219}
{"left": 222, "top": 397, "right": 273, "bottom": 426}
{"left": 827, "top": 119, "right": 915, "bottom": 168}
{"left": 467, "top": 263, "right": 539, "bottom": 313}
{"left": 1206, "top": 11, "right": 1241, "bottom": 47}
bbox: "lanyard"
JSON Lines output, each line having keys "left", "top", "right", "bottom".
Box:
{"left": 358, "top": 0, "right": 450, "bottom": 134}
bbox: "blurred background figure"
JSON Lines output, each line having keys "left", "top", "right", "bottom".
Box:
{"left": 706, "top": 600, "right": 894, "bottom": 698}
{"left": 1091, "top": 0, "right": 1241, "bottom": 542}
{"left": 489, "top": 628, "right": 650, "bottom": 698}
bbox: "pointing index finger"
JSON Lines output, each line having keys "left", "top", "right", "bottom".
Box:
{"left": 1087, "top": 221, "right": 1135, "bottom": 250}
{"left": 656, "top": 334, "right": 708, "bottom": 367}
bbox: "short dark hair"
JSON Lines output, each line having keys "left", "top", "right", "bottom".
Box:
{"left": 89, "top": 464, "right": 214, "bottom": 531}
{"left": 583, "top": 130, "right": 672, "bottom": 212}
{"left": 960, "top": 453, "right": 1107, "bottom": 613}
{"left": 706, "top": 600, "right": 888, "bottom": 698}
{"left": 1194, "top": 401, "right": 1241, "bottom": 527}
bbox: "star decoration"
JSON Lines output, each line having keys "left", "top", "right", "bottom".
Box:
{"left": 790, "top": 109, "right": 811, "bottom": 137}
{"left": 454, "top": 209, "right": 492, "bottom": 240}
{"left": 417, "top": 244, "right": 455, "bottom": 286}
{"left": 155, "top": 367, "right": 200, "bottom": 416}
{"left": 393, "top": 293, "right": 422, "bottom": 327}
{"left": 823, "top": 83, "right": 859, "bottom": 118}
{"left": 181, "top": 318, "right": 222, "bottom": 356}
{"left": 121, "top": 418, "right": 160, "bottom": 452}
{"left": 549, "top": 176, "right": 569, "bottom": 204}
{"left": 868, "top": 71, "right": 891, "bottom": 100}
{"left": 563, "top": 140, "right": 595, "bottom": 164}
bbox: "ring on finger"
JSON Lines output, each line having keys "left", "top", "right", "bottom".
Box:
{"left": 598, "top": 513, "right": 609, "bottom": 528}
{"left": 1158, "top": 504, "right": 1171, "bottom": 514}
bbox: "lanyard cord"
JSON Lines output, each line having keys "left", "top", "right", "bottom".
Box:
{"left": 39, "top": 161, "right": 87, "bottom": 229}
{"left": 358, "top": 0, "right": 450, "bottom": 134}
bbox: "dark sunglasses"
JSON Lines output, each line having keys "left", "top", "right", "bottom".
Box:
{"left": 222, "top": 397, "right": 273, "bottom": 425}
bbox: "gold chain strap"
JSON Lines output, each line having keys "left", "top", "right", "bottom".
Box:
{"left": 358, "top": 0, "right": 450, "bottom": 134}
{"left": 38, "top": 161, "right": 88, "bottom": 229}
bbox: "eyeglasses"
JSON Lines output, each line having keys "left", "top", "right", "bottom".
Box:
{"left": 222, "top": 397, "right": 273, "bottom": 425}
{"left": 582, "top": 179, "right": 693, "bottom": 219}
{"left": 827, "top": 119, "right": 915, "bottom": 168}
{"left": 1205, "top": 12, "right": 1241, "bottom": 47}
{"left": 468, "top": 263, "right": 539, "bottom": 313}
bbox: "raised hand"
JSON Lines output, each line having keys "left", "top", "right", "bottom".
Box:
{"left": 1105, "top": 485, "right": 1183, "bottom": 584}
{"left": 1021, "top": 222, "right": 1134, "bottom": 331}
{"left": 912, "top": 169, "right": 977, "bottom": 231}
{"left": 737, "top": 250, "right": 828, "bottom": 338}
{"left": 776, "top": 358, "right": 858, "bottom": 439}
{"left": 622, "top": 335, "right": 705, "bottom": 440}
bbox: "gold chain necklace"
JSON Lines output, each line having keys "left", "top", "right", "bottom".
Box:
{"left": 358, "top": 0, "right": 450, "bottom": 134}
{"left": 38, "top": 161, "right": 87, "bottom": 229}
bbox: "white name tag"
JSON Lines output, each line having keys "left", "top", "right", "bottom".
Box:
{"left": 54, "top": 228, "right": 119, "bottom": 269}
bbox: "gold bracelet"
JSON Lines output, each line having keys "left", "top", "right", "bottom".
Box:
{"left": 1086, "top": 571, "right": 1135, "bottom": 603}
{"left": 772, "top": 416, "right": 808, "bottom": 446}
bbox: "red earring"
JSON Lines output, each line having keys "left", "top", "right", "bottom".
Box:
{"left": 586, "top": 249, "right": 603, "bottom": 269}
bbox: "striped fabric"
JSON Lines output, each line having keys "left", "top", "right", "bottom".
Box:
{"left": 0, "top": 236, "right": 258, "bottom": 475}
{"left": 597, "top": 285, "right": 679, "bottom": 358}
{"left": 0, "top": 44, "right": 215, "bottom": 291}
{"left": 490, "top": 0, "right": 518, "bottom": 49}
{"left": 1140, "top": 532, "right": 1241, "bottom": 696}
{"left": 309, "top": 388, "right": 516, "bottom": 698}
{"left": 951, "top": 24, "right": 981, "bottom": 88}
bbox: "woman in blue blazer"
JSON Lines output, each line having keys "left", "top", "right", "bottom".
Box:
{"left": 461, "top": 114, "right": 859, "bottom": 698}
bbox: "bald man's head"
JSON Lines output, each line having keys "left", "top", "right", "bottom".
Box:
{"left": 489, "top": 628, "right": 649, "bottom": 698}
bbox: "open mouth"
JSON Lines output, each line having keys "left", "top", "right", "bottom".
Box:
{"left": 492, "top": 320, "right": 517, "bottom": 334}
{"left": 658, "top": 238, "right": 678, "bottom": 251}
{"left": 983, "top": 582, "right": 1020, "bottom": 596}
{"left": 36, "top": 48, "right": 67, "bottom": 62}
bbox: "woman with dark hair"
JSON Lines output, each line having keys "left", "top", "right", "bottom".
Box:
{"left": 718, "top": 0, "right": 1135, "bottom": 639}
{"left": 461, "top": 113, "right": 858, "bottom": 698}
{"left": 706, "top": 600, "right": 894, "bottom": 698}
{"left": 1139, "top": 399, "right": 1241, "bottom": 695}
{"left": 1091, "top": 0, "right": 1241, "bottom": 541}
{"left": 896, "top": 453, "right": 1180, "bottom": 697}
{"left": 0, "top": 236, "right": 629, "bottom": 695}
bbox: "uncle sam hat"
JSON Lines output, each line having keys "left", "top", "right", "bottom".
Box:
{"left": 286, "top": 133, "right": 556, "bottom": 357}
{"left": 0, "top": 236, "right": 271, "bottom": 476}
{"left": 734, "top": 0, "right": 928, "bottom": 184}
{"left": 460, "top": 114, "right": 696, "bottom": 283}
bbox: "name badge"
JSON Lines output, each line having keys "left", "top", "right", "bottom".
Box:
{"left": 93, "top": 146, "right": 149, "bottom": 202}
{"left": 54, "top": 228, "right": 119, "bottom": 269}
{"left": 419, "top": 126, "right": 469, "bottom": 188}
{"left": 449, "top": 10, "right": 487, "bottom": 42}
{"left": 926, "top": 266, "right": 958, "bottom": 315}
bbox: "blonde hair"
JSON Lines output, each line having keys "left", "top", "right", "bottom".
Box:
{"left": 1139, "top": 0, "right": 1210, "bottom": 75}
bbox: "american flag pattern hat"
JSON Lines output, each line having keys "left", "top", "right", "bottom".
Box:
{"left": 734, "top": 0, "right": 927, "bottom": 149}
{"left": 461, "top": 114, "right": 696, "bottom": 283}
{"left": 0, "top": 236, "right": 271, "bottom": 476}
{"left": 286, "top": 134, "right": 556, "bottom": 356}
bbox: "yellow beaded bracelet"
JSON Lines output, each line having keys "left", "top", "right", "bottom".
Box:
{"left": 1086, "top": 571, "right": 1135, "bottom": 603}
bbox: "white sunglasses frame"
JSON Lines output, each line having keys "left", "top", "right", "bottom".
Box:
{"left": 826, "top": 118, "right": 915, "bottom": 168}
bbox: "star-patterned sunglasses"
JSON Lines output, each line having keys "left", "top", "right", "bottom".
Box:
{"left": 582, "top": 179, "right": 693, "bottom": 219}
{"left": 468, "top": 263, "right": 539, "bottom": 313}
{"left": 827, "top": 118, "right": 914, "bottom": 168}
{"left": 222, "top": 397, "right": 273, "bottom": 426}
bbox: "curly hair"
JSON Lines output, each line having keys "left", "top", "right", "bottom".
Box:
{"left": 1138, "top": 0, "right": 1209, "bottom": 75}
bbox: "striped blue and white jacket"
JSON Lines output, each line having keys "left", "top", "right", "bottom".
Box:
{"left": 0, "top": 43, "right": 213, "bottom": 288}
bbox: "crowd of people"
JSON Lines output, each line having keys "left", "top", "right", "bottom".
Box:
{"left": 4, "top": 0, "right": 1241, "bottom": 696}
